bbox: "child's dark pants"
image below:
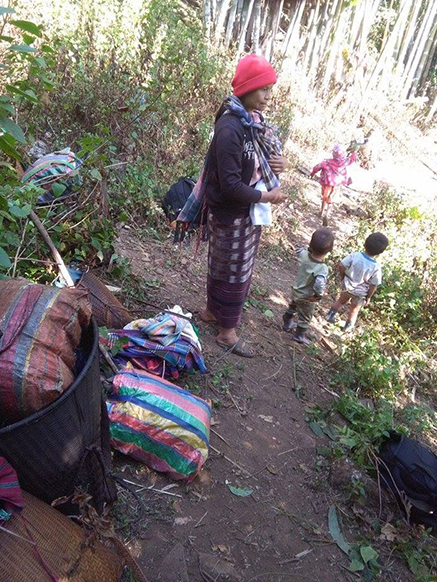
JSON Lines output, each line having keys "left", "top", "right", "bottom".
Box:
{"left": 285, "top": 299, "right": 315, "bottom": 330}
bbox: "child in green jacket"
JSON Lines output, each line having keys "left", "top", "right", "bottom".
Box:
{"left": 283, "top": 228, "right": 335, "bottom": 344}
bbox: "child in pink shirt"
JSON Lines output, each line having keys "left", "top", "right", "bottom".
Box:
{"left": 311, "top": 144, "right": 357, "bottom": 226}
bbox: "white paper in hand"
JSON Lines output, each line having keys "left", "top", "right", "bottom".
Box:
{"left": 250, "top": 180, "right": 272, "bottom": 226}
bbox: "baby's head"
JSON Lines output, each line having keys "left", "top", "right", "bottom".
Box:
{"left": 364, "top": 232, "right": 389, "bottom": 256}
{"left": 309, "top": 228, "right": 335, "bottom": 258}
{"left": 332, "top": 144, "right": 347, "bottom": 161}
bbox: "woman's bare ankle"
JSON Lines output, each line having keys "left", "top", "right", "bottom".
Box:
{"left": 200, "top": 308, "right": 217, "bottom": 323}
{"left": 217, "top": 328, "right": 239, "bottom": 346}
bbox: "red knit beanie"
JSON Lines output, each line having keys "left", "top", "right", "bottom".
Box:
{"left": 232, "top": 54, "right": 277, "bottom": 97}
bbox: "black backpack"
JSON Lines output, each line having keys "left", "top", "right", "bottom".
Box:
{"left": 377, "top": 432, "right": 437, "bottom": 527}
{"left": 162, "top": 177, "right": 197, "bottom": 225}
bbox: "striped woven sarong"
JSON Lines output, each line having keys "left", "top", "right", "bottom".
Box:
{"left": 207, "top": 212, "right": 261, "bottom": 329}
{"left": 101, "top": 330, "right": 206, "bottom": 380}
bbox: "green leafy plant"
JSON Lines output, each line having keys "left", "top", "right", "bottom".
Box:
{"left": 0, "top": 6, "right": 54, "bottom": 159}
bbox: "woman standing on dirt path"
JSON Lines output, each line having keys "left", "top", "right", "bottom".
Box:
{"left": 197, "top": 54, "right": 288, "bottom": 357}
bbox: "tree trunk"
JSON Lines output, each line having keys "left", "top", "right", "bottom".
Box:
{"left": 264, "top": 0, "right": 284, "bottom": 60}
{"left": 225, "top": 0, "right": 238, "bottom": 47}
{"left": 204, "top": 0, "right": 212, "bottom": 40}
{"left": 302, "top": 0, "right": 321, "bottom": 73}
{"left": 260, "top": 1, "right": 269, "bottom": 38}
{"left": 411, "top": 16, "right": 437, "bottom": 94}
{"left": 425, "top": 91, "right": 437, "bottom": 122}
{"left": 252, "top": 0, "right": 262, "bottom": 52}
{"left": 320, "top": 0, "right": 346, "bottom": 95}
{"left": 402, "top": 0, "right": 437, "bottom": 98}
{"left": 234, "top": 0, "right": 245, "bottom": 40}
{"left": 237, "top": 0, "right": 255, "bottom": 53}
{"left": 395, "top": 0, "right": 421, "bottom": 70}
{"left": 281, "top": 2, "right": 299, "bottom": 56}
{"left": 419, "top": 22, "right": 437, "bottom": 90}
{"left": 215, "top": 0, "right": 232, "bottom": 42}
{"left": 364, "top": 0, "right": 411, "bottom": 95}
{"left": 211, "top": 0, "right": 217, "bottom": 24}
{"left": 380, "top": 0, "right": 396, "bottom": 51}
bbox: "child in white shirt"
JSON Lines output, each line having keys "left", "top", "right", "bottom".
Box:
{"left": 326, "top": 232, "right": 389, "bottom": 332}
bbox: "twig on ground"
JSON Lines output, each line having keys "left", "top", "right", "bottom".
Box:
{"left": 227, "top": 390, "right": 245, "bottom": 416}
{"left": 29, "top": 209, "right": 74, "bottom": 287}
{"left": 278, "top": 548, "right": 313, "bottom": 565}
{"left": 368, "top": 451, "right": 384, "bottom": 520}
{"left": 211, "top": 428, "right": 231, "bottom": 448}
{"left": 194, "top": 511, "right": 208, "bottom": 528}
{"left": 243, "top": 465, "right": 267, "bottom": 480}
{"left": 99, "top": 343, "right": 119, "bottom": 374}
{"left": 320, "top": 384, "right": 340, "bottom": 399}
{"left": 277, "top": 447, "right": 298, "bottom": 457}
{"left": 206, "top": 380, "right": 221, "bottom": 399}
{"left": 262, "top": 362, "right": 283, "bottom": 382}
{"left": 319, "top": 336, "right": 338, "bottom": 354}
{"left": 11, "top": 218, "right": 29, "bottom": 278}
{"left": 67, "top": 208, "right": 98, "bottom": 230}
{"left": 210, "top": 445, "right": 251, "bottom": 477}
{"left": 291, "top": 347, "right": 299, "bottom": 396}
{"left": 212, "top": 343, "right": 237, "bottom": 365}
{"left": 148, "top": 487, "right": 182, "bottom": 498}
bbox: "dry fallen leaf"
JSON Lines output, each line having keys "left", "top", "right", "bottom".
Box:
{"left": 258, "top": 414, "right": 274, "bottom": 423}
{"left": 380, "top": 522, "right": 397, "bottom": 542}
{"left": 211, "top": 544, "right": 230, "bottom": 554}
{"left": 174, "top": 517, "right": 192, "bottom": 526}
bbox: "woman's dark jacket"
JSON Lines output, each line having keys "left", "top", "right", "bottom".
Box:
{"left": 205, "top": 113, "right": 262, "bottom": 225}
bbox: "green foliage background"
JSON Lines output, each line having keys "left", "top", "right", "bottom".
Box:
{"left": 0, "top": 0, "right": 232, "bottom": 276}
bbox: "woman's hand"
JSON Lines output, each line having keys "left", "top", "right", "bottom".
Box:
{"left": 268, "top": 155, "right": 289, "bottom": 175}
{"left": 260, "top": 187, "right": 287, "bottom": 204}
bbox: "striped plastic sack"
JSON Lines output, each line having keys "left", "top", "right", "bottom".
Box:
{"left": 107, "top": 367, "right": 211, "bottom": 481}
{"left": 0, "top": 279, "right": 92, "bottom": 423}
{"left": 21, "top": 148, "right": 82, "bottom": 189}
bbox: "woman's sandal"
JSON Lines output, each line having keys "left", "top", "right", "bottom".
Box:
{"left": 216, "top": 338, "right": 255, "bottom": 358}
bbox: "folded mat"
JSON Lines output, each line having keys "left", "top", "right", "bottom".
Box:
{"left": 0, "top": 490, "right": 123, "bottom": 582}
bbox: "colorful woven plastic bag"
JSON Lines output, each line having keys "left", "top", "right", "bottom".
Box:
{"left": 0, "top": 279, "right": 91, "bottom": 422}
{"left": 108, "top": 367, "right": 211, "bottom": 481}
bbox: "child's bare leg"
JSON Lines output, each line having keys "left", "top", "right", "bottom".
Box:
{"left": 347, "top": 303, "right": 361, "bottom": 326}
{"left": 343, "top": 296, "right": 365, "bottom": 331}
{"left": 319, "top": 200, "right": 326, "bottom": 217}
{"left": 331, "top": 291, "right": 350, "bottom": 312}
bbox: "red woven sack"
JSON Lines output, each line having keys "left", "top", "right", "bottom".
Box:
{"left": 0, "top": 279, "right": 92, "bottom": 423}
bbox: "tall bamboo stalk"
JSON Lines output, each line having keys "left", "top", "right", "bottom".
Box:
{"left": 237, "top": 0, "right": 255, "bottom": 53}
{"left": 204, "top": 0, "right": 212, "bottom": 39}
{"left": 252, "top": 0, "right": 262, "bottom": 52}
{"left": 215, "top": 0, "right": 232, "bottom": 42}
{"left": 401, "top": 0, "right": 437, "bottom": 98}
{"left": 411, "top": 16, "right": 437, "bottom": 94}
{"left": 426, "top": 91, "right": 437, "bottom": 122}
{"left": 225, "top": 0, "right": 238, "bottom": 47}
{"left": 264, "top": 0, "right": 284, "bottom": 60}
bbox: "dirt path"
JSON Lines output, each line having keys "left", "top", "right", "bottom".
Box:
{"left": 114, "top": 170, "right": 410, "bottom": 581}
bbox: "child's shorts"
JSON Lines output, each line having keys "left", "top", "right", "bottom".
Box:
{"left": 340, "top": 291, "right": 366, "bottom": 305}
{"left": 321, "top": 184, "right": 335, "bottom": 204}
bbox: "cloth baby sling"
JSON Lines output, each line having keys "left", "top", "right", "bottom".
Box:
{"left": 176, "top": 95, "right": 282, "bottom": 239}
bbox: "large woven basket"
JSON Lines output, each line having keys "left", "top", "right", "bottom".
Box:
{"left": 77, "top": 271, "right": 132, "bottom": 328}
{"left": 0, "top": 491, "right": 123, "bottom": 582}
{"left": 0, "top": 320, "right": 117, "bottom": 514}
